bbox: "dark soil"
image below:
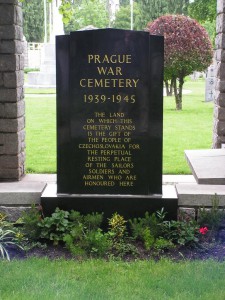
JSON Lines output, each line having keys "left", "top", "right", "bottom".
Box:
{"left": 7, "top": 230, "right": 225, "bottom": 262}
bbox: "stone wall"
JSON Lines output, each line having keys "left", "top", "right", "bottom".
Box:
{"left": 0, "top": 0, "right": 25, "bottom": 181}
{"left": 214, "top": 0, "right": 225, "bottom": 148}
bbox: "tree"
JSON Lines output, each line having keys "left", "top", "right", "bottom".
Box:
{"left": 201, "top": 20, "right": 216, "bottom": 45}
{"left": 113, "top": 2, "right": 141, "bottom": 30}
{"left": 120, "top": 0, "right": 130, "bottom": 6}
{"left": 147, "top": 15, "right": 213, "bottom": 110}
{"left": 137, "top": 0, "right": 189, "bottom": 30}
{"left": 165, "top": 0, "right": 189, "bottom": 15}
{"left": 188, "top": 0, "right": 216, "bottom": 23}
{"left": 22, "top": 0, "right": 45, "bottom": 42}
{"left": 64, "top": 0, "right": 109, "bottom": 33}
{"left": 188, "top": 0, "right": 216, "bottom": 45}
{"left": 137, "top": 0, "right": 168, "bottom": 29}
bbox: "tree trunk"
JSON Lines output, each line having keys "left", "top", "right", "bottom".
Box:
{"left": 173, "top": 76, "right": 184, "bottom": 110}
{"left": 165, "top": 80, "right": 173, "bottom": 96}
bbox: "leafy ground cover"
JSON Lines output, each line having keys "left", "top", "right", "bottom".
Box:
{"left": 3, "top": 199, "right": 225, "bottom": 262}
{"left": 25, "top": 79, "right": 213, "bottom": 174}
{"left": 1, "top": 258, "right": 225, "bottom": 300}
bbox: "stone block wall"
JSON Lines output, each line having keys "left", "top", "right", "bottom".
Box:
{"left": 214, "top": 0, "right": 225, "bottom": 148}
{"left": 0, "top": 0, "right": 25, "bottom": 181}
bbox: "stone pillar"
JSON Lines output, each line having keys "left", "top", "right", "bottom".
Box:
{"left": 214, "top": 0, "right": 225, "bottom": 148}
{"left": 0, "top": 0, "right": 25, "bottom": 181}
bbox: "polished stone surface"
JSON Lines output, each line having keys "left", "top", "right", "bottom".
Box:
{"left": 56, "top": 29, "right": 164, "bottom": 196}
{"left": 41, "top": 183, "right": 178, "bottom": 220}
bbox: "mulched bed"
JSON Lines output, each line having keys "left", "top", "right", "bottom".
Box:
{"left": 7, "top": 236, "right": 225, "bottom": 262}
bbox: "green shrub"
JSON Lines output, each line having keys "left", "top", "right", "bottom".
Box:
{"left": 161, "top": 219, "right": 199, "bottom": 246}
{"left": 63, "top": 234, "right": 85, "bottom": 257}
{"left": 21, "top": 204, "right": 43, "bottom": 240}
{"left": 142, "top": 228, "right": 155, "bottom": 250}
{"left": 108, "top": 213, "right": 138, "bottom": 258}
{"left": 64, "top": 211, "right": 110, "bottom": 258}
{"left": 83, "top": 212, "right": 103, "bottom": 231}
{"left": 108, "top": 212, "right": 127, "bottom": 241}
{"left": 129, "top": 209, "right": 166, "bottom": 242}
{"left": 154, "top": 237, "right": 175, "bottom": 253}
{"left": 198, "top": 194, "right": 225, "bottom": 230}
{"left": 129, "top": 209, "right": 168, "bottom": 250}
{"left": 81, "top": 229, "right": 111, "bottom": 257}
{"left": 38, "top": 208, "right": 71, "bottom": 245}
{"left": 19, "top": 206, "right": 216, "bottom": 258}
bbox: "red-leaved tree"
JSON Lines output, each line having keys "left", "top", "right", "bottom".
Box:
{"left": 147, "top": 15, "right": 213, "bottom": 110}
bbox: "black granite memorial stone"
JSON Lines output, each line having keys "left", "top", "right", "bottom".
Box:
{"left": 41, "top": 29, "right": 178, "bottom": 219}
{"left": 57, "top": 29, "right": 163, "bottom": 195}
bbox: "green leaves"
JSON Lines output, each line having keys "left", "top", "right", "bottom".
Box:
{"left": 0, "top": 228, "right": 24, "bottom": 261}
{"left": 58, "top": 1, "right": 73, "bottom": 24}
{"left": 188, "top": 0, "right": 216, "bottom": 23}
{"left": 38, "top": 208, "right": 71, "bottom": 245}
{"left": 64, "top": 0, "right": 109, "bottom": 33}
{"left": 22, "top": 0, "right": 45, "bottom": 42}
{"left": 147, "top": 14, "right": 213, "bottom": 109}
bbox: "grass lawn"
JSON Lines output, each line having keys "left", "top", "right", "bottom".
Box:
{"left": 25, "top": 79, "right": 213, "bottom": 174}
{"left": 163, "top": 79, "right": 213, "bottom": 174}
{"left": 25, "top": 95, "right": 56, "bottom": 173}
{"left": 24, "top": 87, "right": 56, "bottom": 94}
{"left": 0, "top": 258, "right": 224, "bottom": 299}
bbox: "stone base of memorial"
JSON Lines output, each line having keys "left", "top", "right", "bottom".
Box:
{"left": 41, "top": 184, "right": 178, "bottom": 220}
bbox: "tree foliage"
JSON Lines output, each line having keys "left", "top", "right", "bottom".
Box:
{"left": 188, "top": 0, "right": 216, "bottom": 23}
{"left": 188, "top": 0, "right": 216, "bottom": 45}
{"left": 147, "top": 15, "right": 213, "bottom": 110}
{"left": 22, "top": 0, "right": 45, "bottom": 42}
{"left": 64, "top": 0, "right": 109, "bottom": 33}
{"left": 120, "top": 0, "right": 130, "bottom": 6}
{"left": 113, "top": 2, "right": 141, "bottom": 30}
{"left": 137, "top": 0, "right": 189, "bottom": 29}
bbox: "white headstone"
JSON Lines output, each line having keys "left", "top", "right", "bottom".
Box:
{"left": 205, "top": 64, "right": 215, "bottom": 102}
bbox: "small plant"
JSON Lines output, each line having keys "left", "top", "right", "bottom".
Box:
{"left": 83, "top": 212, "right": 103, "bottom": 231}
{"left": 0, "top": 228, "right": 23, "bottom": 261}
{"left": 160, "top": 219, "right": 199, "bottom": 246}
{"left": 108, "top": 212, "right": 127, "bottom": 240}
{"left": 64, "top": 211, "right": 110, "bottom": 257}
{"left": 129, "top": 209, "right": 167, "bottom": 250}
{"left": 21, "top": 204, "right": 43, "bottom": 240}
{"left": 108, "top": 213, "right": 137, "bottom": 258}
{"left": 63, "top": 234, "right": 85, "bottom": 257}
{"left": 82, "top": 229, "right": 111, "bottom": 257}
{"left": 38, "top": 208, "right": 71, "bottom": 245}
{"left": 198, "top": 194, "right": 225, "bottom": 230}
{"left": 129, "top": 211, "right": 163, "bottom": 241}
{"left": 156, "top": 208, "right": 167, "bottom": 222}
{"left": 0, "top": 212, "right": 15, "bottom": 232}
{"left": 153, "top": 237, "right": 175, "bottom": 253}
{"left": 0, "top": 212, "right": 6, "bottom": 223}
{"left": 142, "top": 228, "right": 155, "bottom": 250}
